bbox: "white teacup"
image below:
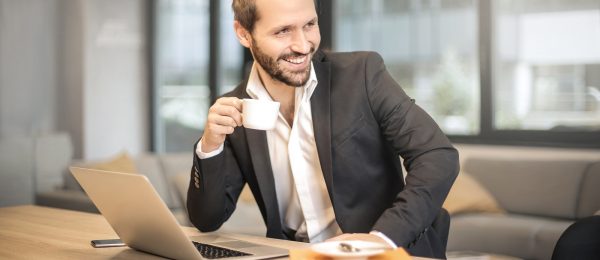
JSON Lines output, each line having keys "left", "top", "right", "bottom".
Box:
{"left": 242, "top": 99, "right": 280, "bottom": 130}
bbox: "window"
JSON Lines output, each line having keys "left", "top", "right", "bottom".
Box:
{"left": 333, "top": 0, "right": 600, "bottom": 147}
{"left": 493, "top": 0, "right": 600, "bottom": 131}
{"left": 334, "top": 0, "right": 480, "bottom": 135}
{"left": 153, "top": 0, "right": 242, "bottom": 153}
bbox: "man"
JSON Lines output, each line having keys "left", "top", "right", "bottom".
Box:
{"left": 187, "top": 0, "right": 459, "bottom": 258}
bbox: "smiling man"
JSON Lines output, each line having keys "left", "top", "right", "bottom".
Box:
{"left": 187, "top": 0, "right": 459, "bottom": 258}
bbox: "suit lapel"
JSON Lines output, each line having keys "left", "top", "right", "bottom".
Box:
{"left": 311, "top": 58, "right": 335, "bottom": 202}
{"left": 245, "top": 128, "right": 282, "bottom": 236}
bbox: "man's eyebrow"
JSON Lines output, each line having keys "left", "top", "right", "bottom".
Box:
{"left": 271, "top": 17, "right": 319, "bottom": 32}
{"left": 271, "top": 24, "right": 292, "bottom": 33}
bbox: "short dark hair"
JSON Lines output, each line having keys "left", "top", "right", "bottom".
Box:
{"left": 231, "top": 0, "right": 318, "bottom": 33}
{"left": 231, "top": 0, "right": 259, "bottom": 33}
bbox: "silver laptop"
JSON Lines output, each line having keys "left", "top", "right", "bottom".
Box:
{"left": 70, "top": 167, "right": 289, "bottom": 259}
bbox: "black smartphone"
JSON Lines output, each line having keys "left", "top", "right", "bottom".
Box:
{"left": 90, "top": 239, "right": 126, "bottom": 248}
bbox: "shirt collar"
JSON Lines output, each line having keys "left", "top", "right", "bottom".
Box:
{"left": 246, "top": 61, "right": 318, "bottom": 101}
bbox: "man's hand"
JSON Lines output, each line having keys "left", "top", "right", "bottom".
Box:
{"left": 327, "top": 233, "right": 393, "bottom": 248}
{"left": 201, "top": 97, "right": 243, "bottom": 153}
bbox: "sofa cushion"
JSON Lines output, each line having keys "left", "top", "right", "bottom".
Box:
{"left": 443, "top": 171, "right": 504, "bottom": 215}
{"left": 35, "top": 133, "right": 73, "bottom": 193}
{"left": 0, "top": 137, "right": 35, "bottom": 206}
{"left": 172, "top": 171, "right": 190, "bottom": 211}
{"left": 577, "top": 162, "right": 600, "bottom": 218}
{"left": 534, "top": 221, "right": 572, "bottom": 260}
{"left": 158, "top": 153, "right": 193, "bottom": 209}
{"left": 449, "top": 213, "right": 572, "bottom": 259}
{"left": 463, "top": 158, "right": 590, "bottom": 219}
{"left": 134, "top": 154, "right": 176, "bottom": 208}
{"left": 159, "top": 153, "right": 193, "bottom": 177}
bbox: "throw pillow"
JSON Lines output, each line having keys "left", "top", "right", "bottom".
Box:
{"left": 83, "top": 151, "right": 138, "bottom": 174}
{"left": 443, "top": 171, "right": 505, "bottom": 215}
{"left": 65, "top": 151, "right": 138, "bottom": 191}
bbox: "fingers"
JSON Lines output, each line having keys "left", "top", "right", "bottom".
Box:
{"left": 212, "top": 97, "right": 243, "bottom": 127}
{"left": 326, "top": 233, "right": 391, "bottom": 247}
{"left": 208, "top": 111, "right": 239, "bottom": 128}
{"left": 326, "top": 234, "right": 354, "bottom": 241}
{"left": 200, "top": 97, "right": 243, "bottom": 152}
{"left": 204, "top": 121, "right": 236, "bottom": 135}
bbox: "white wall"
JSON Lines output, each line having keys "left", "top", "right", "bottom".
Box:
{"left": 0, "top": 0, "right": 59, "bottom": 138}
{"left": 81, "top": 0, "right": 149, "bottom": 160}
{"left": 0, "top": 0, "right": 149, "bottom": 160}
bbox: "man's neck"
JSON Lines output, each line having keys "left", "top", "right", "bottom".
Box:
{"left": 256, "top": 68, "right": 296, "bottom": 126}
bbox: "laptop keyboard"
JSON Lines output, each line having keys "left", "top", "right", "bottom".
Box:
{"left": 192, "top": 241, "right": 252, "bottom": 259}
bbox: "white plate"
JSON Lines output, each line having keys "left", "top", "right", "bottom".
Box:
{"left": 310, "top": 240, "right": 386, "bottom": 259}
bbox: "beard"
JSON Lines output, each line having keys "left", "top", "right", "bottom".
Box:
{"left": 251, "top": 40, "right": 315, "bottom": 87}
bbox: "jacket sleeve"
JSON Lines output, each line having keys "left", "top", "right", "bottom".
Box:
{"left": 364, "top": 52, "right": 459, "bottom": 246}
{"left": 187, "top": 138, "right": 246, "bottom": 232}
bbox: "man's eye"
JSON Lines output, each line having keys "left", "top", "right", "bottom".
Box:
{"left": 276, "top": 28, "right": 290, "bottom": 35}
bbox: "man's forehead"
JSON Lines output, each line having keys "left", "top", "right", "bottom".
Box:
{"left": 254, "top": 0, "right": 317, "bottom": 28}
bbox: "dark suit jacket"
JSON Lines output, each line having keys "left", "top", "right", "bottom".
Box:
{"left": 187, "top": 50, "right": 459, "bottom": 258}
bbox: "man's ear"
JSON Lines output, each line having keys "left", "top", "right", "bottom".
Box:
{"left": 234, "top": 21, "right": 252, "bottom": 48}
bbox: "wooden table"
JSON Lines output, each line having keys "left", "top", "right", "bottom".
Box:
{"left": 0, "top": 205, "right": 430, "bottom": 259}
{"left": 0, "top": 205, "right": 309, "bottom": 259}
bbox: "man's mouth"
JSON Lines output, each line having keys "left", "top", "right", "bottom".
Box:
{"left": 282, "top": 55, "right": 307, "bottom": 64}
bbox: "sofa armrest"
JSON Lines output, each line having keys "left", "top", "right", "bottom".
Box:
{"left": 36, "top": 190, "right": 98, "bottom": 213}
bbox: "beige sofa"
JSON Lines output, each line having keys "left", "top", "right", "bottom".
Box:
{"left": 1, "top": 133, "right": 72, "bottom": 207}
{"left": 34, "top": 147, "right": 267, "bottom": 235}
{"left": 447, "top": 156, "right": 600, "bottom": 260}
{"left": 36, "top": 152, "right": 194, "bottom": 224}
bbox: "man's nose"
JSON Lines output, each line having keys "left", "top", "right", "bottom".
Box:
{"left": 290, "top": 31, "right": 311, "bottom": 54}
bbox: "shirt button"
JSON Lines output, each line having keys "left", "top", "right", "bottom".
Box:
{"left": 194, "top": 182, "right": 200, "bottom": 189}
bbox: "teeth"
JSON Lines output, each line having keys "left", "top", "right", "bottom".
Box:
{"left": 284, "top": 56, "right": 306, "bottom": 64}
